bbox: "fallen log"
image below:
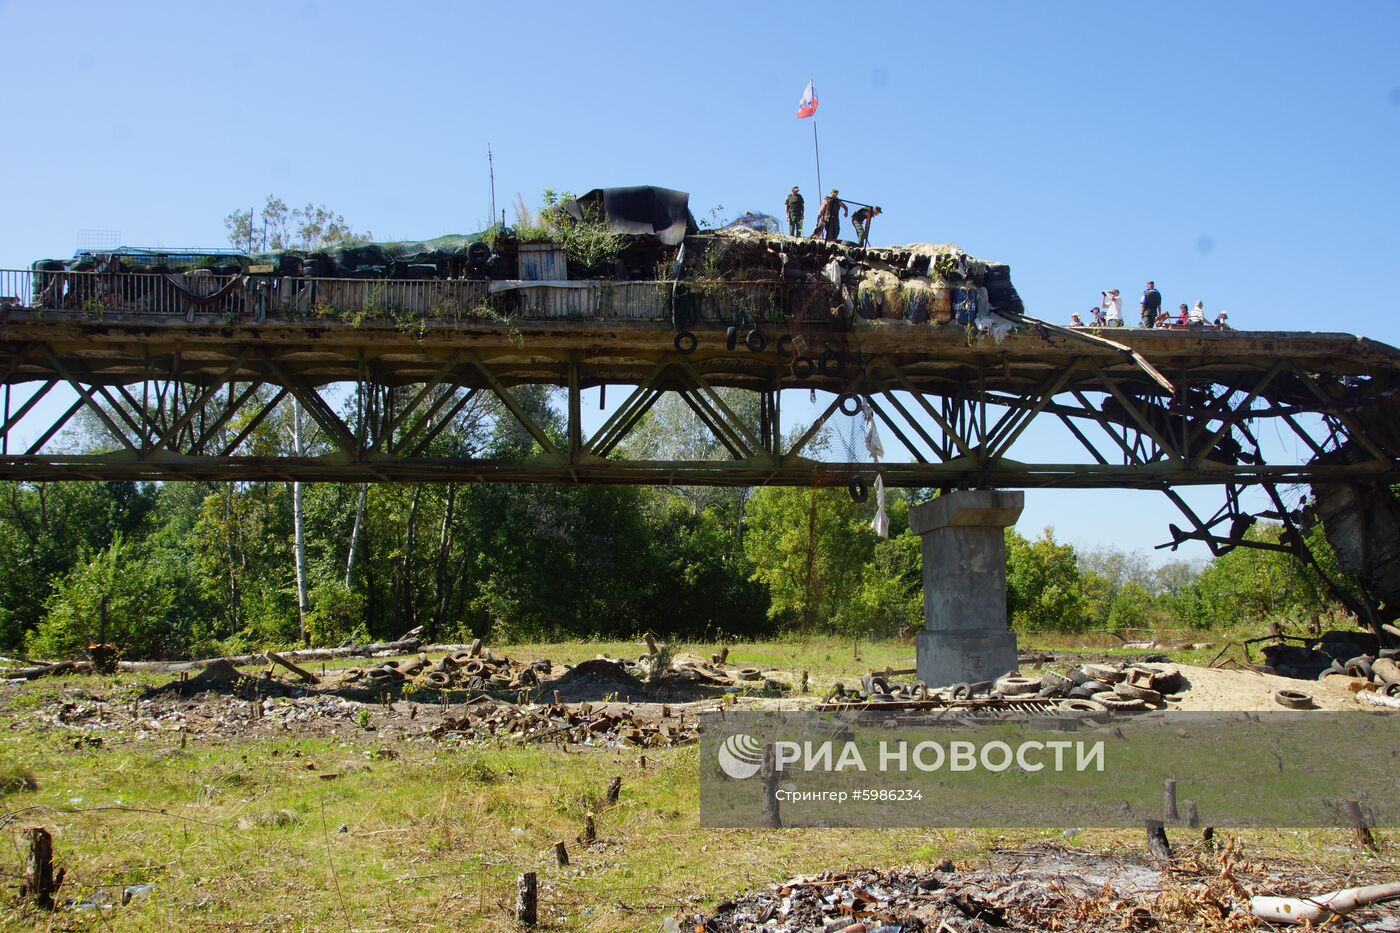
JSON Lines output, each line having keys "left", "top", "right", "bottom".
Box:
{"left": 3, "top": 660, "right": 92, "bottom": 680}
{"left": 1249, "top": 881, "right": 1400, "bottom": 925}
{"left": 1356, "top": 689, "right": 1400, "bottom": 711}
{"left": 1372, "top": 657, "right": 1400, "bottom": 685}
{"left": 265, "top": 651, "right": 320, "bottom": 684}
{"left": 115, "top": 638, "right": 426, "bottom": 673}
{"left": 18, "top": 637, "right": 489, "bottom": 678}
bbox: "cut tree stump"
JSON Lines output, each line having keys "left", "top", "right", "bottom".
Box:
{"left": 1345, "top": 800, "right": 1376, "bottom": 850}
{"left": 581, "top": 813, "right": 596, "bottom": 844}
{"left": 1163, "top": 779, "right": 1179, "bottom": 821}
{"left": 554, "top": 841, "right": 569, "bottom": 866}
{"left": 605, "top": 777, "right": 622, "bottom": 806}
{"left": 759, "top": 744, "right": 781, "bottom": 828}
{"left": 22, "top": 826, "right": 56, "bottom": 909}
{"left": 1145, "top": 820, "right": 1173, "bottom": 861}
{"left": 515, "top": 871, "right": 537, "bottom": 927}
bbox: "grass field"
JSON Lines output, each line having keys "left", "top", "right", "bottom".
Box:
{"left": 1, "top": 635, "right": 1393, "bottom": 930}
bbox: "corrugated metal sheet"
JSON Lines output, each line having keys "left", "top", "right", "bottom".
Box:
{"left": 544, "top": 285, "right": 592, "bottom": 318}
{"left": 518, "top": 243, "right": 568, "bottom": 282}
{"left": 595, "top": 282, "right": 669, "bottom": 321}
{"left": 508, "top": 284, "right": 594, "bottom": 319}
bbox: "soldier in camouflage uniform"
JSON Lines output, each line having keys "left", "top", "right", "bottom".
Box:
{"left": 785, "top": 186, "right": 804, "bottom": 236}
{"left": 812, "top": 189, "right": 848, "bottom": 241}
{"left": 851, "top": 205, "right": 882, "bottom": 247}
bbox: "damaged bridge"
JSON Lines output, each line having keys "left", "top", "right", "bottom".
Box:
{"left": 1, "top": 237, "right": 1399, "bottom": 629}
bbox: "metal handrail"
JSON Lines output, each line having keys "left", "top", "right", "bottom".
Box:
{"left": 0, "top": 269, "right": 840, "bottom": 326}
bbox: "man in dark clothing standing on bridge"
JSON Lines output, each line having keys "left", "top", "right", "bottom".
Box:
{"left": 1140, "top": 280, "right": 1162, "bottom": 328}
{"left": 812, "top": 189, "right": 848, "bottom": 241}
{"left": 785, "top": 186, "right": 804, "bottom": 236}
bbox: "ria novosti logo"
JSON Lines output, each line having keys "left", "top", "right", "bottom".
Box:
{"left": 717, "top": 733, "right": 764, "bottom": 780}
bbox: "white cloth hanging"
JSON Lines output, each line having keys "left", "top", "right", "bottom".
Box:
{"left": 862, "top": 400, "right": 884, "bottom": 461}
{"left": 870, "top": 473, "right": 889, "bottom": 538}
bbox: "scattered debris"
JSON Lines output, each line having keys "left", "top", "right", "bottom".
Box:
{"left": 677, "top": 843, "right": 1400, "bottom": 932}
{"left": 427, "top": 699, "right": 698, "bottom": 748}
{"left": 824, "top": 660, "right": 1183, "bottom": 714}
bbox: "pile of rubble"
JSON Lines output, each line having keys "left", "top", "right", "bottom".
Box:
{"left": 330, "top": 648, "right": 551, "bottom": 693}
{"left": 325, "top": 647, "right": 751, "bottom": 700}
{"left": 670, "top": 859, "right": 1137, "bottom": 932}
{"left": 670, "top": 844, "right": 1400, "bottom": 932}
{"left": 828, "top": 661, "right": 1183, "bottom": 713}
{"left": 427, "top": 698, "right": 697, "bottom": 748}
{"left": 1296, "top": 646, "right": 1399, "bottom": 692}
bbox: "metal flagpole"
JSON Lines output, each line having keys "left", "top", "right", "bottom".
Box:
{"left": 813, "top": 118, "right": 822, "bottom": 197}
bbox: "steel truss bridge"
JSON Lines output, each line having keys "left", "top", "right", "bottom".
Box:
{"left": 2, "top": 269, "right": 1399, "bottom": 629}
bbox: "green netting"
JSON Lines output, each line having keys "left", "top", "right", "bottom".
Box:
{"left": 35, "top": 232, "right": 495, "bottom": 279}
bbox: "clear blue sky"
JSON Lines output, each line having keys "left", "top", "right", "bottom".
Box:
{"left": 2, "top": 0, "right": 1397, "bottom": 562}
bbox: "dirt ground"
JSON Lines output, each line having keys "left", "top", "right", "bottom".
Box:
{"left": 1165, "top": 663, "right": 1361, "bottom": 711}
{"left": 0, "top": 653, "right": 1381, "bottom": 752}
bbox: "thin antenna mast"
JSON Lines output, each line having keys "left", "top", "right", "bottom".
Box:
{"left": 487, "top": 144, "right": 497, "bottom": 229}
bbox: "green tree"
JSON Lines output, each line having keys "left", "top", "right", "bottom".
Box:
{"left": 0, "top": 481, "right": 155, "bottom": 651}
{"left": 1189, "top": 522, "right": 1340, "bottom": 628}
{"left": 1106, "top": 580, "right": 1156, "bottom": 629}
{"left": 1005, "top": 527, "right": 1087, "bottom": 632}
{"left": 26, "top": 534, "right": 175, "bottom": 659}
{"left": 852, "top": 527, "right": 923, "bottom": 637}
{"left": 224, "top": 195, "right": 371, "bottom": 253}
{"left": 743, "top": 485, "right": 877, "bottom": 635}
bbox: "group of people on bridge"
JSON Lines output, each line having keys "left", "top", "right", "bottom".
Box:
{"left": 785, "top": 187, "right": 882, "bottom": 247}
{"left": 1072, "top": 281, "right": 1231, "bottom": 331}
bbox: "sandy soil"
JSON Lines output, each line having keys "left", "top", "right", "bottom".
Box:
{"left": 1165, "top": 663, "right": 1361, "bottom": 711}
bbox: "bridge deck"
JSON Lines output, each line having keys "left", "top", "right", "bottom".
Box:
{"left": 3, "top": 308, "right": 1396, "bottom": 394}
{"left": 1, "top": 273, "right": 1397, "bottom": 491}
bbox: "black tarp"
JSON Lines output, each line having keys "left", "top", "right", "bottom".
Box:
{"left": 562, "top": 186, "right": 696, "bottom": 246}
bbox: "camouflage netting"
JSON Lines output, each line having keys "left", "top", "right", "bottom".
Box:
{"left": 29, "top": 199, "right": 1024, "bottom": 335}
{"left": 32, "top": 233, "right": 496, "bottom": 280}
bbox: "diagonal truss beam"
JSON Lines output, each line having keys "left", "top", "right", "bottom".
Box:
{"left": 1069, "top": 388, "right": 1141, "bottom": 464}
{"left": 402, "top": 389, "right": 481, "bottom": 458}
{"left": 149, "top": 353, "right": 251, "bottom": 452}
{"left": 461, "top": 352, "right": 563, "bottom": 461}
{"left": 42, "top": 351, "right": 139, "bottom": 452}
{"left": 372, "top": 352, "right": 462, "bottom": 454}
{"left": 0, "top": 380, "right": 57, "bottom": 445}
{"left": 862, "top": 394, "right": 927, "bottom": 464}
{"left": 263, "top": 356, "right": 359, "bottom": 455}
{"left": 1089, "top": 362, "right": 1183, "bottom": 463}
{"left": 218, "top": 387, "right": 290, "bottom": 456}
{"left": 584, "top": 360, "right": 671, "bottom": 459}
{"left": 673, "top": 355, "right": 771, "bottom": 463}
{"left": 1288, "top": 365, "right": 1395, "bottom": 465}
{"left": 877, "top": 363, "right": 976, "bottom": 459}
{"left": 984, "top": 361, "right": 1083, "bottom": 461}
{"left": 1188, "top": 360, "right": 1285, "bottom": 467}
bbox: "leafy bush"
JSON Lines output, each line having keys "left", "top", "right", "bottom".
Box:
{"left": 305, "top": 580, "right": 368, "bottom": 647}
{"left": 513, "top": 189, "right": 623, "bottom": 273}
{"left": 1005, "top": 527, "right": 1088, "bottom": 632}
{"left": 26, "top": 535, "right": 175, "bottom": 659}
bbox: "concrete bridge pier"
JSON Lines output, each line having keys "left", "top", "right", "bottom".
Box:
{"left": 909, "top": 490, "right": 1024, "bottom": 687}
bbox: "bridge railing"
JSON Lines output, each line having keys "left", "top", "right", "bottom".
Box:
{"left": 0, "top": 269, "right": 839, "bottom": 327}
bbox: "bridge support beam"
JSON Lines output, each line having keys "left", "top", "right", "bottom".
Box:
{"left": 910, "top": 490, "right": 1024, "bottom": 687}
